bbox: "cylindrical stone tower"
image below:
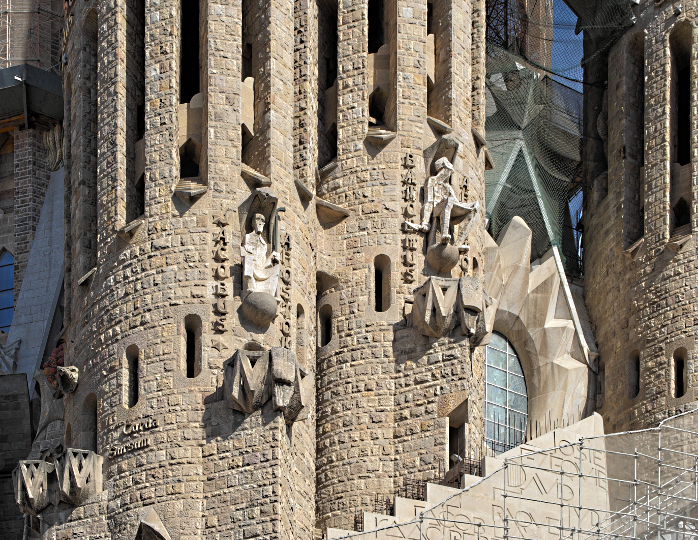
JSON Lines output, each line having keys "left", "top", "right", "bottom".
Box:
{"left": 24, "top": 0, "right": 489, "bottom": 534}
{"left": 581, "top": 0, "right": 698, "bottom": 432}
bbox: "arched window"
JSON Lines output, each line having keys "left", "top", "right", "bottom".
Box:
{"left": 0, "top": 251, "right": 14, "bottom": 332}
{"left": 126, "top": 344, "right": 139, "bottom": 408}
{"left": 485, "top": 332, "right": 527, "bottom": 455}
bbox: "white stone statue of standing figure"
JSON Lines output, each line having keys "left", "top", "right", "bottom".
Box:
{"left": 241, "top": 213, "right": 280, "bottom": 300}
{"left": 406, "top": 157, "right": 479, "bottom": 248}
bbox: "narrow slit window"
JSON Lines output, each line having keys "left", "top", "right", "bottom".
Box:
{"left": 185, "top": 314, "right": 202, "bottom": 378}
{"left": 367, "top": 0, "right": 384, "bottom": 53}
{"left": 82, "top": 394, "right": 98, "bottom": 452}
{"left": 180, "top": 0, "right": 200, "bottom": 104}
{"left": 126, "top": 0, "right": 145, "bottom": 223}
{"left": 627, "top": 349, "right": 640, "bottom": 399}
{"left": 674, "top": 348, "right": 687, "bottom": 399}
{"left": 670, "top": 22, "right": 692, "bottom": 167}
{"left": 374, "top": 254, "right": 390, "bottom": 313}
{"left": 126, "top": 344, "right": 139, "bottom": 408}
{"left": 319, "top": 304, "right": 332, "bottom": 347}
{"left": 625, "top": 34, "right": 645, "bottom": 246}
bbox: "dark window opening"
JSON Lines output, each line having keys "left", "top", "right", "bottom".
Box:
{"left": 242, "top": 43, "right": 252, "bottom": 81}
{"left": 126, "top": 344, "right": 139, "bottom": 408}
{"left": 241, "top": 125, "right": 254, "bottom": 167}
{"left": 180, "top": 138, "right": 201, "bottom": 178}
{"left": 670, "top": 22, "right": 692, "bottom": 167}
{"left": 677, "top": 65, "right": 691, "bottom": 166}
{"left": 374, "top": 254, "right": 390, "bottom": 313}
{"left": 185, "top": 314, "right": 201, "bottom": 378}
{"left": 180, "top": 0, "right": 200, "bottom": 104}
{"left": 449, "top": 424, "right": 466, "bottom": 465}
{"left": 626, "top": 33, "right": 645, "bottom": 247}
{"left": 368, "top": 0, "right": 384, "bottom": 53}
{"left": 319, "top": 304, "right": 332, "bottom": 347}
{"left": 0, "top": 251, "right": 14, "bottom": 332}
{"left": 628, "top": 350, "right": 640, "bottom": 399}
{"left": 82, "top": 394, "right": 98, "bottom": 452}
{"left": 369, "top": 87, "right": 388, "bottom": 126}
{"left": 673, "top": 198, "right": 691, "bottom": 228}
{"left": 674, "top": 348, "right": 687, "bottom": 399}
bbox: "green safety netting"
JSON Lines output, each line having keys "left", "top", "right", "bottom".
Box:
{"left": 484, "top": 0, "right": 635, "bottom": 275}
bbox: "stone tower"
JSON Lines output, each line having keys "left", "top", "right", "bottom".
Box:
{"left": 578, "top": 0, "right": 698, "bottom": 432}
{"left": 14, "top": 0, "right": 495, "bottom": 535}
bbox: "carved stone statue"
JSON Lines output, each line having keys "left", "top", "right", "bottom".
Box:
{"left": 406, "top": 157, "right": 479, "bottom": 248}
{"left": 241, "top": 213, "right": 281, "bottom": 300}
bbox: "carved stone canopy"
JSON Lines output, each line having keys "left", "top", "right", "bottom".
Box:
{"left": 224, "top": 347, "right": 311, "bottom": 424}
{"left": 411, "top": 276, "right": 487, "bottom": 342}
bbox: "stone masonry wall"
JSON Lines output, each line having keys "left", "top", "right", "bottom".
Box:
{"left": 584, "top": 0, "right": 698, "bottom": 433}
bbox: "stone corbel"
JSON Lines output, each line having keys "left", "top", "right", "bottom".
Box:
{"left": 57, "top": 365, "right": 79, "bottom": 395}
{"left": 13, "top": 460, "right": 54, "bottom": 516}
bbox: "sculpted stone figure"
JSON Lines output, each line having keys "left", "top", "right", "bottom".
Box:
{"left": 406, "top": 157, "right": 479, "bottom": 248}
{"left": 241, "top": 213, "right": 280, "bottom": 299}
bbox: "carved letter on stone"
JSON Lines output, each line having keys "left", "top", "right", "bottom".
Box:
{"left": 411, "top": 276, "right": 486, "bottom": 341}
{"left": 224, "top": 347, "right": 310, "bottom": 424}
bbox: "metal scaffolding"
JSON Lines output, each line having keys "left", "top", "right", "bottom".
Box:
{"left": 332, "top": 410, "right": 698, "bottom": 539}
{"left": 0, "top": 0, "right": 62, "bottom": 74}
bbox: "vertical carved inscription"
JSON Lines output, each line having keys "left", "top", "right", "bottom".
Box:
{"left": 212, "top": 213, "right": 232, "bottom": 333}
{"left": 401, "top": 152, "right": 418, "bottom": 284}
{"left": 278, "top": 233, "right": 292, "bottom": 348}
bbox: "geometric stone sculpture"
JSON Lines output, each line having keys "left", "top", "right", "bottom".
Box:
{"left": 55, "top": 448, "right": 103, "bottom": 505}
{"left": 482, "top": 216, "right": 598, "bottom": 429}
{"left": 411, "top": 276, "right": 486, "bottom": 341}
{"left": 13, "top": 448, "right": 103, "bottom": 516}
{"left": 13, "top": 460, "right": 54, "bottom": 516}
{"left": 224, "top": 347, "right": 311, "bottom": 424}
{"left": 136, "top": 507, "right": 172, "bottom": 540}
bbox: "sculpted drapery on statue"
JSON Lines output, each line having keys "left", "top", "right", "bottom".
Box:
{"left": 241, "top": 213, "right": 281, "bottom": 300}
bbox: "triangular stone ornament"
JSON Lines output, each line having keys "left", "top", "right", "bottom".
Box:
{"left": 136, "top": 507, "right": 172, "bottom": 540}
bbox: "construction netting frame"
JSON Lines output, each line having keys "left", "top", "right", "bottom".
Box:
{"left": 329, "top": 409, "right": 698, "bottom": 539}
{"left": 483, "top": 0, "right": 636, "bottom": 276}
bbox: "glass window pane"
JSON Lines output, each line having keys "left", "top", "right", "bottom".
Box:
{"left": 485, "top": 332, "right": 527, "bottom": 455}
{"left": 0, "top": 265, "right": 12, "bottom": 290}
{"left": 487, "top": 384, "right": 506, "bottom": 406}
{"left": 486, "top": 403, "right": 506, "bottom": 423}
{"left": 0, "top": 308, "right": 13, "bottom": 329}
{"left": 508, "top": 392, "right": 527, "bottom": 413}
{"left": 508, "top": 354, "right": 524, "bottom": 376}
{"left": 0, "top": 289, "right": 12, "bottom": 309}
{"left": 487, "top": 347, "right": 507, "bottom": 369}
{"left": 486, "top": 365, "right": 507, "bottom": 388}
{"left": 0, "top": 251, "right": 13, "bottom": 266}
{"left": 489, "top": 332, "right": 507, "bottom": 351}
{"left": 509, "top": 374, "right": 527, "bottom": 395}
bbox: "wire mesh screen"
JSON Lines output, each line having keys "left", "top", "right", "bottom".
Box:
{"left": 484, "top": 0, "right": 634, "bottom": 273}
